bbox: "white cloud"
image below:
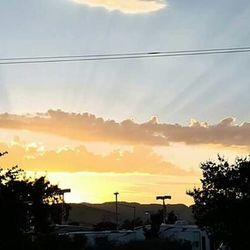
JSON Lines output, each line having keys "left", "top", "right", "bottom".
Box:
{"left": 72, "top": 0, "right": 167, "bottom": 14}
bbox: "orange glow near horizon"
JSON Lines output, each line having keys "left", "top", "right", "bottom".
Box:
{"left": 45, "top": 172, "right": 198, "bottom": 205}
{"left": 0, "top": 128, "right": 249, "bottom": 205}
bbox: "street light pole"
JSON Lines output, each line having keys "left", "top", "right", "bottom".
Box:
{"left": 133, "top": 206, "right": 136, "bottom": 230}
{"left": 156, "top": 195, "right": 171, "bottom": 223}
{"left": 56, "top": 189, "right": 71, "bottom": 224}
{"left": 114, "top": 192, "right": 119, "bottom": 230}
{"left": 119, "top": 203, "right": 136, "bottom": 230}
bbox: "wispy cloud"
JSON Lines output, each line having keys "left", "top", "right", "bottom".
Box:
{"left": 1, "top": 110, "right": 250, "bottom": 147}
{"left": 72, "top": 0, "right": 167, "bottom": 14}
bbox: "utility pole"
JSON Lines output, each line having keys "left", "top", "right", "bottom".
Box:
{"left": 114, "top": 192, "right": 119, "bottom": 230}
{"left": 156, "top": 195, "right": 171, "bottom": 223}
{"left": 119, "top": 203, "right": 136, "bottom": 230}
{"left": 56, "top": 188, "right": 71, "bottom": 224}
{"left": 133, "top": 206, "right": 136, "bottom": 230}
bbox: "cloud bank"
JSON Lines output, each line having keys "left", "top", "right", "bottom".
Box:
{"left": 0, "top": 140, "right": 194, "bottom": 175}
{"left": 0, "top": 110, "right": 250, "bottom": 147}
{"left": 72, "top": 0, "right": 166, "bottom": 14}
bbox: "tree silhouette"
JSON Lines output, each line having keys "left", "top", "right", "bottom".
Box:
{"left": 188, "top": 155, "right": 250, "bottom": 250}
{"left": 144, "top": 210, "right": 163, "bottom": 239}
{"left": 0, "top": 152, "right": 69, "bottom": 248}
{"left": 93, "top": 221, "right": 117, "bottom": 231}
{"left": 166, "top": 211, "right": 178, "bottom": 224}
{"left": 121, "top": 217, "right": 143, "bottom": 230}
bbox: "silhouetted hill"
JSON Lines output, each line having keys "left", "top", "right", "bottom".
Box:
{"left": 67, "top": 203, "right": 115, "bottom": 225}
{"left": 68, "top": 202, "right": 193, "bottom": 225}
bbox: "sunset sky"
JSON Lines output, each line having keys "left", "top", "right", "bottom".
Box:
{"left": 0, "top": 0, "right": 250, "bottom": 205}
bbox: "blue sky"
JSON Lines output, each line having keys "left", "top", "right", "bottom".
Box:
{"left": 1, "top": 0, "right": 250, "bottom": 204}
{"left": 1, "top": 0, "right": 250, "bottom": 123}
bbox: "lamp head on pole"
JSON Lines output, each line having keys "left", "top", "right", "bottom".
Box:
{"left": 156, "top": 195, "right": 171, "bottom": 200}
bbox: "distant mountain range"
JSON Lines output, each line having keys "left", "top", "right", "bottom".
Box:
{"left": 68, "top": 202, "right": 194, "bottom": 225}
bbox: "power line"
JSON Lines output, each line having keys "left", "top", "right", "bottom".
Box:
{"left": 0, "top": 46, "right": 250, "bottom": 65}
{"left": 2, "top": 46, "right": 250, "bottom": 61}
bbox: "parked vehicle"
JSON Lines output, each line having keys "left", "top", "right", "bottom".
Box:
{"left": 158, "top": 223, "right": 211, "bottom": 250}
{"left": 60, "top": 230, "right": 137, "bottom": 247}
{"left": 58, "top": 221, "right": 211, "bottom": 250}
